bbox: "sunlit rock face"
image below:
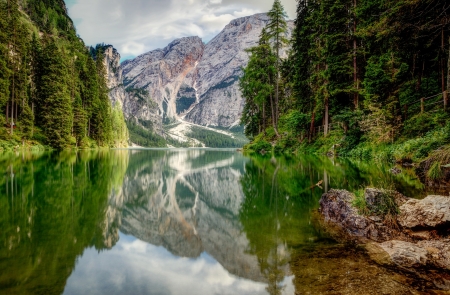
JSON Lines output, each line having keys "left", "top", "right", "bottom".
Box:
{"left": 117, "top": 14, "right": 293, "bottom": 129}
{"left": 121, "top": 37, "right": 205, "bottom": 122}
{"left": 184, "top": 14, "right": 293, "bottom": 127}
{"left": 107, "top": 150, "right": 266, "bottom": 282}
{"left": 104, "top": 45, "right": 164, "bottom": 136}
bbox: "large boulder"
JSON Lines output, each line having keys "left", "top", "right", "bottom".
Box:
{"left": 319, "top": 189, "right": 404, "bottom": 242}
{"left": 398, "top": 195, "right": 450, "bottom": 228}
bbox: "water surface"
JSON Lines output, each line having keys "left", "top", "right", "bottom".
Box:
{"left": 0, "top": 149, "right": 439, "bottom": 294}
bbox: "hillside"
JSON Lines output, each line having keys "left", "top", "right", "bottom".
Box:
{"left": 0, "top": 0, "right": 128, "bottom": 150}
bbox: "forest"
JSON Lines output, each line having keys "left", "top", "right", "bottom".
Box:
{"left": 240, "top": 0, "right": 450, "bottom": 167}
{"left": 0, "top": 0, "right": 128, "bottom": 150}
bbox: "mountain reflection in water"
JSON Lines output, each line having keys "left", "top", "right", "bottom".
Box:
{"left": 0, "top": 149, "right": 432, "bottom": 295}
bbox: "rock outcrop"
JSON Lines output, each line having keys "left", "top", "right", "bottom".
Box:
{"left": 103, "top": 45, "right": 164, "bottom": 136}
{"left": 184, "top": 13, "right": 294, "bottom": 127}
{"left": 110, "top": 14, "right": 294, "bottom": 133}
{"left": 398, "top": 195, "right": 450, "bottom": 229}
{"left": 121, "top": 37, "right": 205, "bottom": 124}
{"left": 319, "top": 189, "right": 407, "bottom": 243}
{"left": 319, "top": 188, "right": 450, "bottom": 290}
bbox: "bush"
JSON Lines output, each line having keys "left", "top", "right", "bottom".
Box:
{"left": 248, "top": 140, "right": 272, "bottom": 154}
{"left": 402, "top": 113, "right": 437, "bottom": 138}
{"left": 279, "top": 110, "right": 310, "bottom": 135}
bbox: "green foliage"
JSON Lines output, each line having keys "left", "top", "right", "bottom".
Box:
{"left": 186, "top": 126, "right": 248, "bottom": 148}
{"left": 36, "top": 40, "right": 73, "bottom": 149}
{"left": 246, "top": 140, "right": 272, "bottom": 155}
{"left": 241, "top": 0, "right": 450, "bottom": 161}
{"left": 352, "top": 189, "right": 369, "bottom": 215}
{"left": 0, "top": 1, "right": 128, "bottom": 149}
{"left": 126, "top": 119, "right": 167, "bottom": 147}
{"left": 278, "top": 110, "right": 310, "bottom": 135}
{"left": 111, "top": 103, "right": 128, "bottom": 147}
{"left": 176, "top": 96, "right": 196, "bottom": 114}
{"left": 240, "top": 29, "right": 277, "bottom": 138}
{"left": 427, "top": 161, "right": 443, "bottom": 180}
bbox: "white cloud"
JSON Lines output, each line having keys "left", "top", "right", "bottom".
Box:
{"left": 64, "top": 233, "right": 271, "bottom": 295}
{"left": 67, "top": 0, "right": 296, "bottom": 61}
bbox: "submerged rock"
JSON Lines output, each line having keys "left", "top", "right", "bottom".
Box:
{"left": 319, "top": 189, "right": 450, "bottom": 290}
{"left": 398, "top": 195, "right": 450, "bottom": 228}
{"left": 366, "top": 239, "right": 450, "bottom": 290}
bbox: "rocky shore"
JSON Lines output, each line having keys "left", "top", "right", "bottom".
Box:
{"left": 319, "top": 188, "right": 450, "bottom": 291}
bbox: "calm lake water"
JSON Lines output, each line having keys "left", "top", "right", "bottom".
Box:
{"left": 0, "top": 149, "right": 440, "bottom": 294}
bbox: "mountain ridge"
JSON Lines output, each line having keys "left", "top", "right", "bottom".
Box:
{"left": 107, "top": 13, "right": 294, "bottom": 146}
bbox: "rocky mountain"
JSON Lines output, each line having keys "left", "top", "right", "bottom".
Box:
{"left": 184, "top": 13, "right": 293, "bottom": 127}
{"left": 109, "top": 13, "right": 294, "bottom": 139}
{"left": 104, "top": 45, "right": 164, "bottom": 136}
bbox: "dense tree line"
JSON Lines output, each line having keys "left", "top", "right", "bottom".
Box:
{"left": 241, "top": 0, "right": 450, "bottom": 153}
{"left": 0, "top": 0, "right": 128, "bottom": 149}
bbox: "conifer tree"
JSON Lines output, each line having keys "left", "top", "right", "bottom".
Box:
{"left": 266, "top": 0, "right": 288, "bottom": 136}
{"left": 19, "top": 100, "right": 34, "bottom": 140}
{"left": 92, "top": 46, "right": 112, "bottom": 146}
{"left": 240, "top": 29, "right": 276, "bottom": 138}
{"left": 36, "top": 39, "right": 73, "bottom": 148}
{"left": 0, "top": 1, "right": 11, "bottom": 115}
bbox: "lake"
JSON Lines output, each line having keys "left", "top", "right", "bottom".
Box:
{"left": 0, "top": 149, "right": 438, "bottom": 294}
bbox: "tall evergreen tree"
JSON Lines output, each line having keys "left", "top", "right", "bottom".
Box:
{"left": 240, "top": 29, "right": 277, "bottom": 138}
{"left": 91, "top": 46, "right": 112, "bottom": 146}
{"left": 0, "top": 1, "right": 11, "bottom": 116}
{"left": 36, "top": 39, "right": 73, "bottom": 148}
{"left": 266, "top": 0, "right": 288, "bottom": 136}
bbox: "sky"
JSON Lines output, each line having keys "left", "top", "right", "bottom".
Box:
{"left": 64, "top": 0, "right": 296, "bottom": 61}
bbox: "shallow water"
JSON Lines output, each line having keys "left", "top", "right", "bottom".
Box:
{"left": 0, "top": 149, "right": 443, "bottom": 294}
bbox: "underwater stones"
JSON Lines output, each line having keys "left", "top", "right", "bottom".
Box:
{"left": 366, "top": 239, "right": 450, "bottom": 290}
{"left": 398, "top": 195, "right": 450, "bottom": 228}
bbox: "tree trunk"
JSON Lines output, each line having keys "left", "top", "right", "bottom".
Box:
{"left": 275, "top": 33, "right": 280, "bottom": 136}
{"left": 269, "top": 77, "right": 279, "bottom": 137}
{"left": 447, "top": 37, "right": 450, "bottom": 109}
{"left": 353, "top": 0, "right": 359, "bottom": 109}
{"left": 263, "top": 100, "right": 266, "bottom": 136}
{"left": 11, "top": 71, "right": 14, "bottom": 135}
{"left": 324, "top": 97, "right": 329, "bottom": 136}
{"left": 324, "top": 64, "right": 329, "bottom": 137}
{"left": 442, "top": 28, "right": 446, "bottom": 92}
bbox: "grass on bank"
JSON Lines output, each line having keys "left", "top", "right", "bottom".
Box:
{"left": 244, "top": 109, "right": 450, "bottom": 161}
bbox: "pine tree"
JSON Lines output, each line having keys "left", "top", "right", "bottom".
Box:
{"left": 19, "top": 100, "right": 34, "bottom": 140}
{"left": 36, "top": 39, "right": 73, "bottom": 149}
{"left": 291, "top": 0, "right": 311, "bottom": 112}
{"left": 73, "top": 94, "right": 87, "bottom": 146}
{"left": 111, "top": 102, "right": 128, "bottom": 147}
{"left": 266, "top": 0, "right": 288, "bottom": 137}
{"left": 91, "top": 46, "right": 112, "bottom": 146}
{"left": 240, "top": 29, "right": 276, "bottom": 138}
{"left": 0, "top": 1, "right": 11, "bottom": 115}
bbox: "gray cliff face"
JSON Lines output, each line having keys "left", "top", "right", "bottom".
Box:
{"left": 185, "top": 13, "right": 295, "bottom": 127}
{"left": 104, "top": 45, "right": 164, "bottom": 136}
{"left": 121, "top": 37, "right": 205, "bottom": 122}
{"left": 113, "top": 14, "right": 293, "bottom": 129}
